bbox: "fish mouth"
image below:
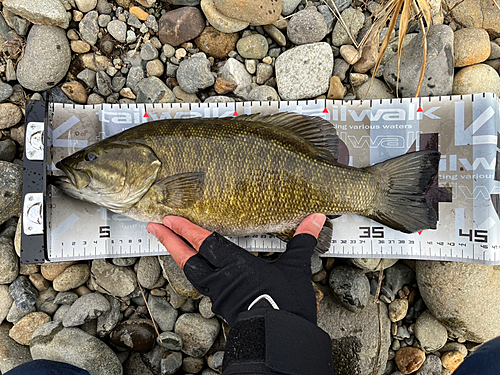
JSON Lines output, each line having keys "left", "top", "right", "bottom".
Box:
{"left": 55, "top": 161, "right": 91, "bottom": 189}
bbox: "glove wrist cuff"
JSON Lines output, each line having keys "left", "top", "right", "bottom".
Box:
{"left": 223, "top": 309, "right": 334, "bottom": 375}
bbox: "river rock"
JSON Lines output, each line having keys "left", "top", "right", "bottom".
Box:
{"left": 157, "top": 331, "right": 183, "bottom": 350}
{"left": 236, "top": 34, "right": 269, "bottom": 59}
{"left": 110, "top": 319, "right": 156, "bottom": 352}
{"left": 395, "top": 347, "right": 425, "bottom": 374}
{"left": 275, "top": 42, "right": 333, "bottom": 100}
{"left": 31, "top": 321, "right": 122, "bottom": 375}
{"left": 91, "top": 259, "right": 137, "bottom": 298}
{"left": 123, "top": 351, "right": 154, "bottom": 375}
{"left": 331, "top": 7, "right": 365, "bottom": 46}
{"left": 136, "top": 76, "right": 175, "bottom": 103}
{"left": 53, "top": 263, "right": 90, "bottom": 292}
{"left": 218, "top": 57, "right": 253, "bottom": 98}
{"left": 329, "top": 266, "right": 370, "bottom": 312}
{"left": 442, "top": 0, "right": 500, "bottom": 38}
{"left": 452, "top": 63, "right": 500, "bottom": 96}
{"left": 213, "top": 0, "right": 282, "bottom": 25}
{"left": 200, "top": 0, "right": 249, "bottom": 33}
{"left": 40, "top": 262, "right": 76, "bottom": 281}
{"left": 161, "top": 351, "right": 183, "bottom": 375}
{"left": 9, "top": 312, "right": 51, "bottom": 345}
{"left": 61, "top": 81, "right": 88, "bottom": 104}
{"left": 9, "top": 276, "right": 38, "bottom": 311}
{"left": 383, "top": 24, "right": 454, "bottom": 97}
{"left": 0, "top": 139, "right": 16, "bottom": 162}
{"left": 454, "top": 27, "right": 491, "bottom": 67}
{"left": 54, "top": 291, "right": 79, "bottom": 305}
{"left": 317, "top": 287, "right": 391, "bottom": 375}
{"left": 62, "top": 293, "right": 110, "bottom": 327}
{"left": 414, "top": 354, "right": 441, "bottom": 375}
{"left": 17, "top": 25, "right": 71, "bottom": 91}
{"left": 0, "top": 286, "right": 14, "bottom": 324}
{"left": 158, "top": 7, "right": 205, "bottom": 47}
{"left": 417, "top": 261, "right": 500, "bottom": 342}
{"left": 136, "top": 256, "right": 161, "bottom": 289}
{"left": 3, "top": 0, "right": 69, "bottom": 28}
{"left": 35, "top": 287, "right": 58, "bottom": 315}
{"left": 147, "top": 294, "right": 178, "bottom": 332}
{"left": 0, "top": 104, "right": 22, "bottom": 130}
{"left": 0, "top": 323, "right": 32, "bottom": 373}
{"left": 0, "top": 237, "right": 18, "bottom": 284}
{"left": 248, "top": 85, "right": 280, "bottom": 101}
{"left": 282, "top": 0, "right": 301, "bottom": 15}
{"left": 6, "top": 304, "right": 36, "bottom": 324}
{"left": 287, "top": 8, "right": 328, "bottom": 45}
{"left": 175, "top": 313, "right": 220, "bottom": 357}
{"left": 414, "top": 310, "right": 448, "bottom": 351}
{"left": 0, "top": 162, "right": 22, "bottom": 226}
{"left": 96, "top": 295, "right": 120, "bottom": 337}
{"left": 177, "top": 56, "right": 216, "bottom": 94}
{"left": 384, "top": 263, "right": 415, "bottom": 295}
{"left": 80, "top": 11, "right": 99, "bottom": 45}
{"left": 194, "top": 26, "right": 239, "bottom": 59}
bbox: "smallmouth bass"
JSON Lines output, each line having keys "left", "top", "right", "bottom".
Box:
{"left": 53, "top": 113, "right": 440, "bottom": 252}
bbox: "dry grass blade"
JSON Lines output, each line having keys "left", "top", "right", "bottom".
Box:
{"left": 413, "top": 0, "right": 428, "bottom": 97}
{"left": 372, "top": 259, "right": 385, "bottom": 375}
{"left": 494, "top": 0, "right": 500, "bottom": 11}
{"left": 396, "top": 0, "right": 412, "bottom": 95}
{"left": 135, "top": 273, "right": 164, "bottom": 346}
{"left": 321, "top": 0, "right": 360, "bottom": 48}
{"left": 364, "top": 0, "right": 404, "bottom": 99}
{"left": 415, "top": 0, "right": 432, "bottom": 37}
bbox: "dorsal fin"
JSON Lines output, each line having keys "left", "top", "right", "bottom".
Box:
{"left": 232, "top": 113, "right": 339, "bottom": 162}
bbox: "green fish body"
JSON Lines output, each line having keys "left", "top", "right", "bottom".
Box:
{"left": 54, "top": 113, "right": 440, "bottom": 249}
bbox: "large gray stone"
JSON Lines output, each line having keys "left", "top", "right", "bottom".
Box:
{"left": 80, "top": 11, "right": 99, "bottom": 46}
{"left": 135, "top": 77, "right": 175, "bottom": 103}
{"left": 329, "top": 266, "right": 370, "bottom": 312}
{"left": 137, "top": 256, "right": 161, "bottom": 289}
{"left": 331, "top": 7, "right": 365, "bottom": 47}
{"left": 0, "top": 237, "right": 18, "bottom": 284}
{"left": 453, "top": 63, "right": 500, "bottom": 96}
{"left": 30, "top": 321, "right": 123, "bottom": 375}
{"left": 287, "top": 8, "right": 328, "bottom": 45}
{"left": 3, "top": 0, "right": 69, "bottom": 28}
{"left": 91, "top": 259, "right": 137, "bottom": 298}
{"left": 63, "top": 293, "right": 111, "bottom": 327}
{"left": 16, "top": 25, "right": 71, "bottom": 91}
{"left": 176, "top": 57, "right": 215, "bottom": 94}
{"left": 175, "top": 313, "right": 220, "bottom": 357}
{"left": 0, "top": 161, "right": 22, "bottom": 226}
{"left": 416, "top": 261, "right": 500, "bottom": 343}
{"left": 317, "top": 286, "right": 391, "bottom": 375}
{"left": 383, "top": 24, "right": 454, "bottom": 97}
{"left": 147, "top": 295, "right": 178, "bottom": 332}
{"left": 275, "top": 42, "right": 333, "bottom": 100}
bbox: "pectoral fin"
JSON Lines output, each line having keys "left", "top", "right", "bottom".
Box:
{"left": 155, "top": 172, "right": 205, "bottom": 208}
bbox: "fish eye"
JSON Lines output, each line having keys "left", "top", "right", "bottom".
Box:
{"left": 85, "top": 152, "right": 98, "bottom": 162}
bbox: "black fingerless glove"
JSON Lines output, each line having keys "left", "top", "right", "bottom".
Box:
{"left": 183, "top": 233, "right": 334, "bottom": 375}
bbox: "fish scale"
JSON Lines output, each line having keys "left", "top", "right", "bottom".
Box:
{"left": 127, "top": 118, "right": 375, "bottom": 235}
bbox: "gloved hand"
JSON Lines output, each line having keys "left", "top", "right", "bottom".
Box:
{"left": 147, "top": 214, "right": 326, "bottom": 326}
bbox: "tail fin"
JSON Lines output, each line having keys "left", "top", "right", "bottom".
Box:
{"left": 367, "top": 151, "right": 440, "bottom": 234}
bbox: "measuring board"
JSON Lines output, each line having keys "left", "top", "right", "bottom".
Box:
{"left": 21, "top": 95, "right": 500, "bottom": 264}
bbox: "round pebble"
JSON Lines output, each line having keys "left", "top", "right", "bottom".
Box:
{"left": 248, "top": 85, "right": 280, "bottom": 101}
{"left": 200, "top": 0, "right": 249, "bottom": 33}
{"left": 136, "top": 256, "right": 161, "bottom": 289}
{"left": 146, "top": 59, "right": 165, "bottom": 77}
{"left": 158, "top": 7, "right": 206, "bottom": 47}
{"left": 395, "top": 347, "right": 426, "bottom": 374}
{"left": 199, "top": 296, "right": 215, "bottom": 319}
{"left": 415, "top": 310, "right": 448, "bottom": 352}
{"left": 158, "top": 331, "right": 183, "bottom": 350}
{"left": 107, "top": 20, "right": 127, "bottom": 43}
{"left": 441, "top": 351, "right": 464, "bottom": 371}
{"left": 182, "top": 357, "right": 205, "bottom": 373}
{"left": 175, "top": 313, "right": 220, "bottom": 357}
{"left": 213, "top": 0, "right": 282, "bottom": 25}
{"left": 91, "top": 259, "right": 137, "bottom": 298}
{"left": 28, "top": 274, "right": 50, "bottom": 292}
{"left": 176, "top": 56, "right": 215, "bottom": 94}
{"left": 53, "top": 263, "right": 90, "bottom": 292}
{"left": 236, "top": 34, "right": 269, "bottom": 59}
{"left": 454, "top": 27, "right": 491, "bottom": 67}
{"left": 79, "top": 11, "right": 99, "bottom": 46}
{"left": 148, "top": 294, "right": 178, "bottom": 331}
{"left": 70, "top": 40, "right": 91, "bottom": 54}
{"left": 453, "top": 63, "right": 500, "bottom": 96}
{"left": 161, "top": 351, "right": 183, "bottom": 375}
{"left": 75, "top": 0, "right": 97, "bottom": 12}
{"left": 61, "top": 81, "right": 88, "bottom": 104}
{"left": 62, "top": 292, "right": 110, "bottom": 327}
{"left": 287, "top": 8, "right": 328, "bottom": 45}
{"left": 0, "top": 104, "right": 23, "bottom": 130}
{"left": 389, "top": 298, "right": 409, "bottom": 323}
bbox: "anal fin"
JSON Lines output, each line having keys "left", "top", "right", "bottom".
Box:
{"left": 271, "top": 219, "right": 333, "bottom": 254}
{"left": 156, "top": 172, "right": 205, "bottom": 208}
